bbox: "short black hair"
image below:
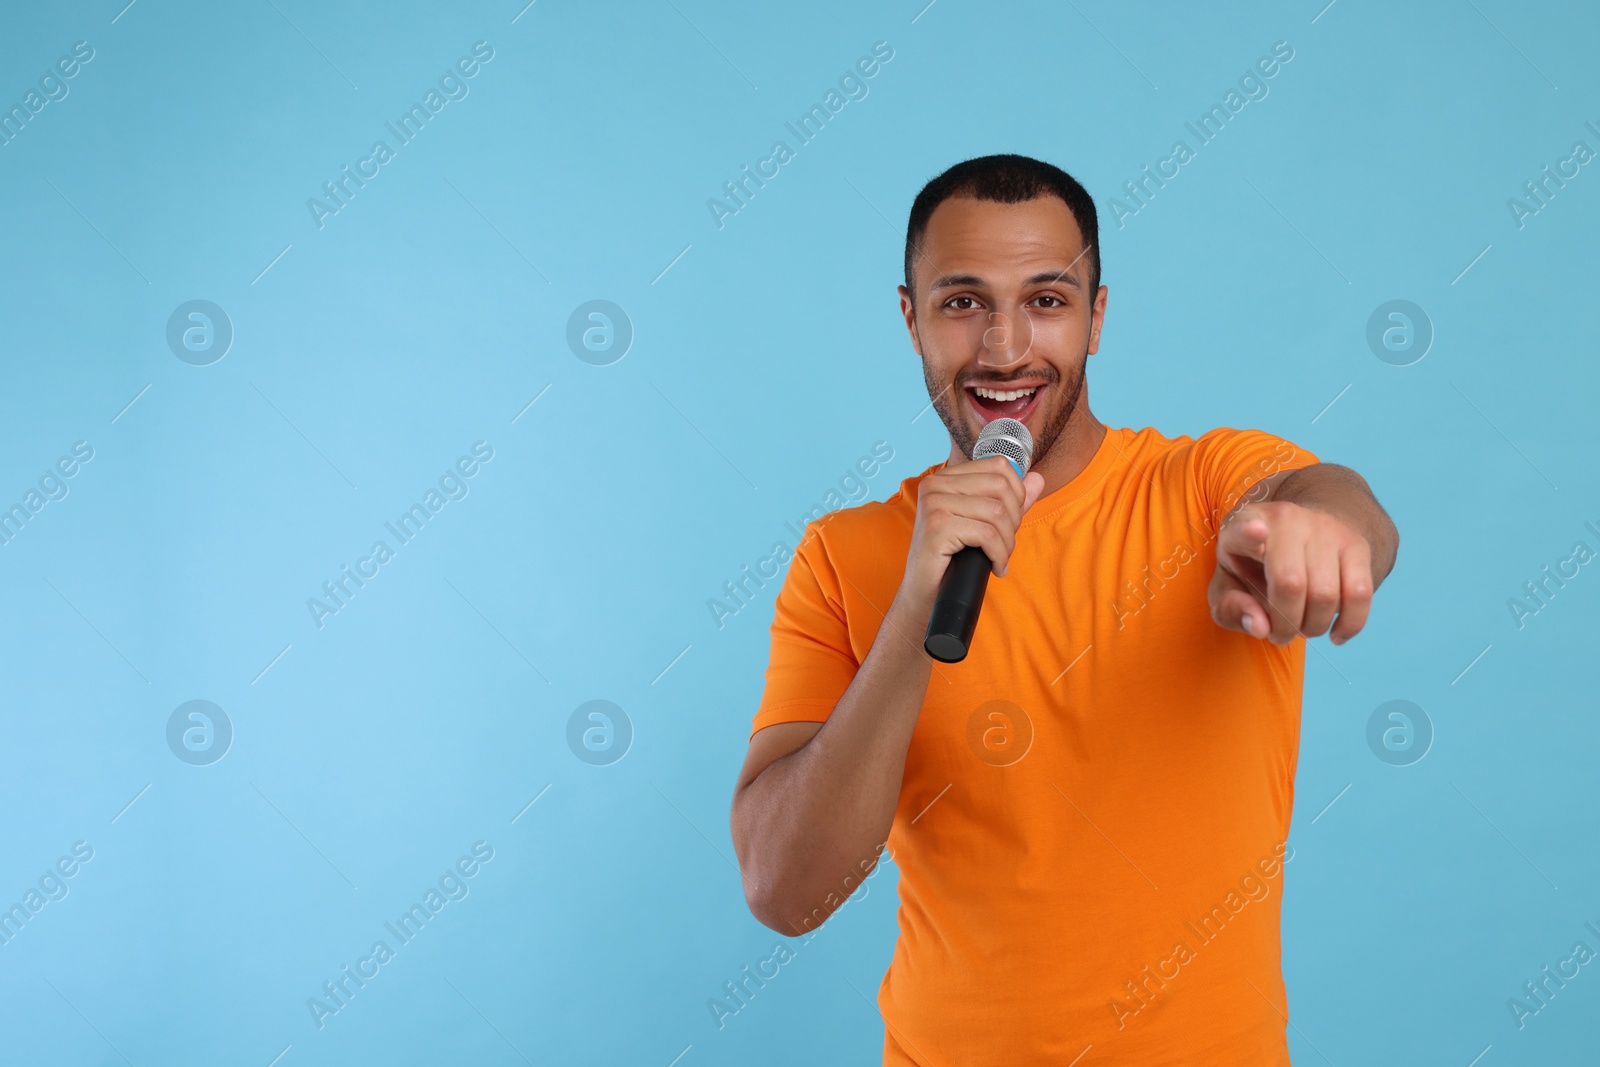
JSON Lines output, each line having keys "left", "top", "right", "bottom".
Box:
{"left": 903, "top": 153, "right": 1100, "bottom": 300}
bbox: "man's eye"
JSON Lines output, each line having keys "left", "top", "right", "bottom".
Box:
{"left": 1033, "top": 295, "right": 1064, "bottom": 308}
{"left": 946, "top": 296, "right": 978, "bottom": 310}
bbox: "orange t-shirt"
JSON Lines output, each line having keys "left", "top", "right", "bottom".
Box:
{"left": 750, "top": 424, "right": 1321, "bottom": 1066}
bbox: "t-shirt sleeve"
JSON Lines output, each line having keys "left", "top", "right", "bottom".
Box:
{"left": 748, "top": 524, "right": 859, "bottom": 741}
{"left": 1188, "top": 427, "right": 1320, "bottom": 537}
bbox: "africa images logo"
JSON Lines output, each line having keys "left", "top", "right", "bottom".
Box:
{"left": 705, "top": 41, "right": 895, "bottom": 230}
{"left": 306, "top": 42, "right": 496, "bottom": 230}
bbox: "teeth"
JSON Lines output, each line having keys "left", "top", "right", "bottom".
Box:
{"left": 974, "top": 386, "right": 1038, "bottom": 402}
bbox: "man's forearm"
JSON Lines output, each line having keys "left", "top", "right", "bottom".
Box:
{"left": 732, "top": 586, "right": 937, "bottom": 936}
{"left": 1267, "top": 463, "right": 1399, "bottom": 583}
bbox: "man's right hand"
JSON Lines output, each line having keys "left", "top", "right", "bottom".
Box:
{"left": 901, "top": 455, "right": 1046, "bottom": 607}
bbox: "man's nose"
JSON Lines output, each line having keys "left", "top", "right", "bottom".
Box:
{"left": 977, "top": 305, "right": 1034, "bottom": 369}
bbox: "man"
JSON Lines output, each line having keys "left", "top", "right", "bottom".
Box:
{"left": 729, "top": 154, "right": 1398, "bottom": 1065}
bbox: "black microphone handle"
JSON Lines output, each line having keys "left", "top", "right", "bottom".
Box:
{"left": 923, "top": 545, "right": 993, "bottom": 663}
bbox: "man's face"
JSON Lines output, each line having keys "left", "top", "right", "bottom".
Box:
{"left": 898, "top": 195, "right": 1107, "bottom": 466}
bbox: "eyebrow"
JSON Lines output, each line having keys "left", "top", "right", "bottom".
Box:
{"left": 928, "top": 270, "right": 1083, "bottom": 291}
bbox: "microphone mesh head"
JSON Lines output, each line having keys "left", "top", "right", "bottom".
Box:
{"left": 973, "top": 417, "right": 1034, "bottom": 477}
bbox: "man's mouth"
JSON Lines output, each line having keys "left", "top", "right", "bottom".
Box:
{"left": 964, "top": 382, "right": 1046, "bottom": 424}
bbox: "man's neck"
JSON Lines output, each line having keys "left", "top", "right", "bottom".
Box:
{"left": 946, "top": 406, "right": 1108, "bottom": 501}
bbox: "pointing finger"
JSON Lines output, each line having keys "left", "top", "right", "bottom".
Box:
{"left": 1218, "top": 509, "right": 1269, "bottom": 564}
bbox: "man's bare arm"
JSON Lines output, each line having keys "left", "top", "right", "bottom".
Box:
{"left": 731, "top": 585, "right": 936, "bottom": 936}
{"left": 731, "top": 456, "right": 1045, "bottom": 935}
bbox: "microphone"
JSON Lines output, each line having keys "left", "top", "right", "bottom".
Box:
{"left": 923, "top": 417, "right": 1034, "bottom": 663}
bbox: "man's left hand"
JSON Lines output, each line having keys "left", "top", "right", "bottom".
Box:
{"left": 1207, "top": 501, "right": 1375, "bottom": 646}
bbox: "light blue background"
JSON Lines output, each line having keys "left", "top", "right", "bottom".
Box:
{"left": 1, "top": 0, "right": 1596, "bottom": 1063}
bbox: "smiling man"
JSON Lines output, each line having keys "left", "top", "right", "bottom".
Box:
{"left": 729, "top": 154, "right": 1398, "bottom": 1065}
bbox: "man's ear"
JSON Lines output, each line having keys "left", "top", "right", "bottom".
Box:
{"left": 897, "top": 284, "right": 922, "bottom": 356}
{"left": 1086, "top": 285, "right": 1108, "bottom": 355}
